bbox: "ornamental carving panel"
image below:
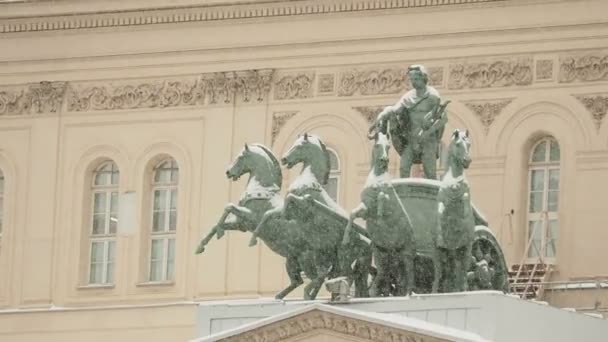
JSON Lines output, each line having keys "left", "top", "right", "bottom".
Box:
{"left": 448, "top": 58, "right": 533, "bottom": 89}
{"left": 0, "top": 81, "right": 66, "bottom": 116}
{"left": 67, "top": 80, "right": 201, "bottom": 111}
{"left": 535, "top": 59, "right": 554, "bottom": 81}
{"left": 274, "top": 73, "right": 314, "bottom": 100}
{"left": 271, "top": 111, "right": 298, "bottom": 145}
{"left": 234, "top": 69, "right": 274, "bottom": 103}
{"left": 463, "top": 99, "right": 513, "bottom": 134}
{"left": 338, "top": 66, "right": 443, "bottom": 97}
{"left": 221, "top": 310, "right": 445, "bottom": 342}
{"left": 338, "top": 68, "right": 406, "bottom": 97}
{"left": 559, "top": 53, "right": 608, "bottom": 83}
{"left": 574, "top": 94, "right": 608, "bottom": 130}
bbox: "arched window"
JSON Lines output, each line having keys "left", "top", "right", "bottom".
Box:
{"left": 323, "top": 149, "right": 341, "bottom": 203}
{"left": 89, "top": 161, "right": 119, "bottom": 284}
{"left": 527, "top": 137, "right": 560, "bottom": 261}
{"left": 149, "top": 158, "right": 178, "bottom": 282}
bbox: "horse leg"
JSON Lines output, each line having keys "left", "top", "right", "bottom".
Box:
{"left": 216, "top": 203, "right": 253, "bottom": 239}
{"left": 370, "top": 248, "right": 388, "bottom": 297}
{"left": 249, "top": 207, "right": 281, "bottom": 247}
{"left": 196, "top": 222, "right": 244, "bottom": 254}
{"left": 454, "top": 244, "right": 472, "bottom": 292}
{"left": 432, "top": 248, "right": 444, "bottom": 293}
{"left": 353, "top": 244, "right": 372, "bottom": 298}
{"left": 400, "top": 249, "right": 415, "bottom": 296}
{"left": 275, "top": 256, "right": 304, "bottom": 300}
{"left": 305, "top": 264, "right": 331, "bottom": 300}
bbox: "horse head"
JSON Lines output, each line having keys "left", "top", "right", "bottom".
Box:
{"left": 371, "top": 132, "right": 390, "bottom": 176}
{"left": 282, "top": 133, "right": 330, "bottom": 185}
{"left": 226, "top": 143, "right": 282, "bottom": 187}
{"left": 448, "top": 129, "right": 472, "bottom": 170}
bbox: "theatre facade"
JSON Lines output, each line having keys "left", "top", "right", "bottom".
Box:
{"left": 0, "top": 0, "right": 608, "bottom": 340}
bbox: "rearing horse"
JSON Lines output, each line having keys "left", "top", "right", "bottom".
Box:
{"left": 432, "top": 129, "right": 475, "bottom": 293}
{"left": 250, "top": 133, "right": 372, "bottom": 299}
{"left": 194, "top": 143, "right": 310, "bottom": 300}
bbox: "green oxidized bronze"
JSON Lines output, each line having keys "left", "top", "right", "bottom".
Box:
{"left": 369, "top": 64, "right": 449, "bottom": 179}
{"left": 343, "top": 132, "right": 416, "bottom": 296}
{"left": 249, "top": 133, "right": 373, "bottom": 299}
{"left": 196, "top": 64, "right": 510, "bottom": 299}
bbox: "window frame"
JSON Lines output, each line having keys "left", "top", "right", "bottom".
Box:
{"left": 324, "top": 148, "right": 341, "bottom": 203}
{"left": 87, "top": 161, "right": 119, "bottom": 285}
{"left": 525, "top": 137, "right": 560, "bottom": 263}
{"left": 147, "top": 158, "right": 179, "bottom": 283}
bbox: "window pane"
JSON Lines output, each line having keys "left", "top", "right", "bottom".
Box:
{"left": 328, "top": 151, "right": 339, "bottom": 171}
{"left": 549, "top": 140, "right": 560, "bottom": 162}
{"left": 95, "top": 170, "right": 109, "bottom": 186}
{"left": 548, "top": 191, "right": 559, "bottom": 212}
{"left": 548, "top": 169, "right": 559, "bottom": 190}
{"left": 111, "top": 169, "right": 119, "bottom": 185}
{"left": 170, "top": 189, "right": 178, "bottom": 210}
{"left": 154, "top": 190, "right": 167, "bottom": 210}
{"left": 89, "top": 262, "right": 102, "bottom": 284}
{"left": 92, "top": 214, "right": 106, "bottom": 235}
{"left": 529, "top": 192, "right": 543, "bottom": 213}
{"left": 106, "top": 241, "right": 115, "bottom": 283}
{"left": 169, "top": 210, "right": 177, "bottom": 231}
{"left": 530, "top": 170, "right": 545, "bottom": 191}
{"left": 170, "top": 167, "right": 179, "bottom": 183}
{"left": 527, "top": 220, "right": 542, "bottom": 258}
{"left": 324, "top": 177, "right": 338, "bottom": 202}
{"left": 153, "top": 211, "right": 165, "bottom": 232}
{"left": 167, "top": 238, "right": 175, "bottom": 281}
{"left": 531, "top": 141, "right": 547, "bottom": 162}
{"left": 546, "top": 219, "right": 558, "bottom": 258}
{"left": 110, "top": 192, "right": 118, "bottom": 234}
{"left": 0, "top": 176, "right": 4, "bottom": 193}
{"left": 93, "top": 192, "right": 107, "bottom": 214}
{"left": 91, "top": 242, "right": 105, "bottom": 262}
{"left": 149, "top": 260, "right": 162, "bottom": 282}
{"left": 150, "top": 239, "right": 164, "bottom": 281}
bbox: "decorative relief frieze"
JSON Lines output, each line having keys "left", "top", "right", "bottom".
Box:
{"left": 274, "top": 73, "right": 314, "bottom": 100}
{"left": 535, "top": 59, "right": 554, "bottom": 81}
{"left": 352, "top": 106, "right": 386, "bottom": 125}
{"left": 463, "top": 98, "right": 513, "bottom": 134}
{"left": 559, "top": 53, "right": 608, "bottom": 83}
{"left": 338, "top": 68, "right": 406, "bottom": 97}
{"left": 0, "top": 81, "right": 66, "bottom": 116}
{"left": 337, "top": 66, "right": 443, "bottom": 97}
{"left": 0, "top": 0, "right": 504, "bottom": 34}
{"left": 271, "top": 111, "right": 298, "bottom": 145}
{"left": 222, "top": 310, "right": 440, "bottom": 342}
{"left": 448, "top": 57, "right": 533, "bottom": 90}
{"left": 67, "top": 69, "right": 274, "bottom": 112}
{"left": 574, "top": 94, "right": 608, "bottom": 131}
{"left": 67, "top": 80, "right": 201, "bottom": 112}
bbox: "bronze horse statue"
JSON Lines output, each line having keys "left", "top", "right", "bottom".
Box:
{"left": 195, "top": 143, "right": 317, "bottom": 300}
{"left": 432, "top": 129, "right": 475, "bottom": 293}
{"left": 343, "top": 132, "right": 416, "bottom": 296}
{"left": 250, "top": 133, "right": 373, "bottom": 299}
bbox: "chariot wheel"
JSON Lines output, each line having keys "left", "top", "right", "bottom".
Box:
{"left": 469, "top": 225, "right": 509, "bottom": 292}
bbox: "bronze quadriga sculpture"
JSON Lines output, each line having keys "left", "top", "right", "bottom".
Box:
{"left": 196, "top": 65, "right": 509, "bottom": 300}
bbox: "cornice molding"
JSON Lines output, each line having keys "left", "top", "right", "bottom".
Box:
{"left": 0, "top": 0, "right": 505, "bottom": 34}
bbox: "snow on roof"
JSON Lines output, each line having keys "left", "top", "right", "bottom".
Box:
{"left": 192, "top": 302, "right": 488, "bottom": 342}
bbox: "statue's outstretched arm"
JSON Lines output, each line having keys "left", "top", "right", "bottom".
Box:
{"left": 369, "top": 102, "right": 405, "bottom": 136}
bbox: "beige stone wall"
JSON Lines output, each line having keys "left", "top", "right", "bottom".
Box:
{"left": 0, "top": 0, "right": 608, "bottom": 339}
